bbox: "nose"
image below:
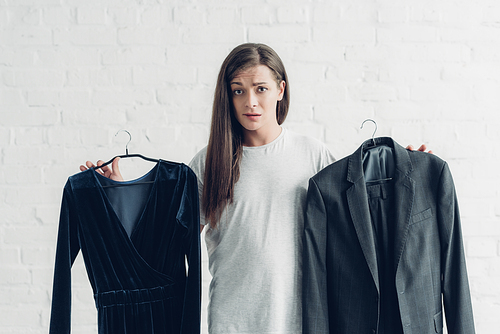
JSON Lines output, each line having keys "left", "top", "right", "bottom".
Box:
{"left": 245, "top": 91, "right": 258, "bottom": 108}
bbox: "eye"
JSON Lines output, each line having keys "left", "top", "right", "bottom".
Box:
{"left": 257, "top": 87, "right": 268, "bottom": 92}
{"left": 233, "top": 89, "right": 243, "bottom": 95}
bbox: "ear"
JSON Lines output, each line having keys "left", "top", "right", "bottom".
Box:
{"left": 277, "top": 80, "right": 286, "bottom": 101}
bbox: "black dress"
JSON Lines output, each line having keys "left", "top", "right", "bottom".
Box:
{"left": 49, "top": 160, "right": 200, "bottom": 334}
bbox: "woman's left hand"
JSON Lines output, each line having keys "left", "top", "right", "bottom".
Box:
{"left": 406, "top": 144, "right": 433, "bottom": 154}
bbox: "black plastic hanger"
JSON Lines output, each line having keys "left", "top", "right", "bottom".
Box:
{"left": 96, "top": 130, "right": 159, "bottom": 169}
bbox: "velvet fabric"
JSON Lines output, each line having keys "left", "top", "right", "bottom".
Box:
{"left": 49, "top": 160, "right": 201, "bottom": 334}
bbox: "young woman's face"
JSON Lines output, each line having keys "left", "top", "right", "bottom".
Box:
{"left": 230, "top": 65, "right": 285, "bottom": 140}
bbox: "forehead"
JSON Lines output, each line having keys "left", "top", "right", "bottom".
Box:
{"left": 231, "top": 65, "right": 275, "bottom": 83}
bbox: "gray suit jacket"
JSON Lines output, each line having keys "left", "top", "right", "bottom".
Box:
{"left": 303, "top": 137, "right": 474, "bottom": 334}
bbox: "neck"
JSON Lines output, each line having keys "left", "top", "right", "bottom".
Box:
{"left": 242, "top": 125, "right": 282, "bottom": 147}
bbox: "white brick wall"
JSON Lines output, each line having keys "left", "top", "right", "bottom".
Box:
{"left": 1, "top": 0, "right": 499, "bottom": 332}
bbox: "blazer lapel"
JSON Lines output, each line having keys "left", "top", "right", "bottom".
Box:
{"left": 346, "top": 138, "right": 416, "bottom": 290}
{"left": 346, "top": 145, "right": 380, "bottom": 292}
{"left": 391, "top": 141, "right": 415, "bottom": 272}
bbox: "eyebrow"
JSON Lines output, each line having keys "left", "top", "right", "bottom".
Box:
{"left": 230, "top": 81, "right": 269, "bottom": 86}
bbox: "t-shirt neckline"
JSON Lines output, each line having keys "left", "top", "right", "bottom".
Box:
{"left": 242, "top": 127, "right": 286, "bottom": 151}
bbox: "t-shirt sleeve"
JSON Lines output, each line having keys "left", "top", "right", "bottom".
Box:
{"left": 188, "top": 147, "right": 208, "bottom": 226}
{"left": 315, "top": 140, "right": 335, "bottom": 172}
{"left": 321, "top": 144, "right": 336, "bottom": 168}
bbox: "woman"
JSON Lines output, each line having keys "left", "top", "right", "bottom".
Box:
{"left": 188, "top": 43, "right": 334, "bottom": 333}
{"left": 82, "top": 43, "right": 430, "bottom": 333}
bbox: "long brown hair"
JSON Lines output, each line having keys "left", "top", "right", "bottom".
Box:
{"left": 203, "top": 43, "right": 290, "bottom": 228}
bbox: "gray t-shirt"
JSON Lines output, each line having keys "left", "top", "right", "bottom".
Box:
{"left": 189, "top": 128, "right": 335, "bottom": 334}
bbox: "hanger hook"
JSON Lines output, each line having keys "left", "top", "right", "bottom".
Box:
{"left": 115, "top": 129, "right": 132, "bottom": 155}
{"left": 360, "top": 119, "right": 377, "bottom": 146}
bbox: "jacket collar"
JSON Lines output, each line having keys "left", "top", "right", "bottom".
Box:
{"left": 347, "top": 137, "right": 413, "bottom": 184}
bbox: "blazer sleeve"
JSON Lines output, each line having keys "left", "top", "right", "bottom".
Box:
{"left": 437, "top": 163, "right": 475, "bottom": 333}
{"left": 49, "top": 181, "right": 81, "bottom": 334}
{"left": 178, "top": 168, "right": 201, "bottom": 334}
{"left": 303, "top": 178, "right": 330, "bottom": 333}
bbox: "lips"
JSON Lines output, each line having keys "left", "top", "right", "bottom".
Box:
{"left": 243, "top": 113, "right": 261, "bottom": 121}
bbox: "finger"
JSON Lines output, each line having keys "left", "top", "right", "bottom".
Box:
{"left": 111, "top": 157, "right": 121, "bottom": 173}
{"left": 96, "top": 160, "right": 112, "bottom": 178}
{"left": 91, "top": 160, "right": 106, "bottom": 175}
{"left": 406, "top": 144, "right": 414, "bottom": 151}
{"left": 111, "top": 157, "right": 124, "bottom": 181}
{"left": 428, "top": 150, "right": 434, "bottom": 154}
{"left": 97, "top": 159, "right": 112, "bottom": 173}
{"left": 79, "top": 165, "right": 87, "bottom": 172}
{"left": 111, "top": 157, "right": 120, "bottom": 170}
{"left": 417, "top": 144, "right": 427, "bottom": 152}
{"left": 85, "top": 160, "right": 103, "bottom": 174}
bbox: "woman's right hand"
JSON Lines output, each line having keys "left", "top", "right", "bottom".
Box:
{"left": 79, "top": 157, "right": 124, "bottom": 181}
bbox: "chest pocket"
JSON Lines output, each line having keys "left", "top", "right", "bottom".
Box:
{"left": 410, "top": 208, "right": 432, "bottom": 225}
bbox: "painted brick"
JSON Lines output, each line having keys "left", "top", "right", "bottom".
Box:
{"left": 0, "top": 308, "right": 41, "bottom": 327}
{"left": 0, "top": 248, "right": 20, "bottom": 265}
{"left": 0, "top": 268, "right": 31, "bottom": 285}
{"left": 22, "top": 248, "right": 54, "bottom": 266}
{"left": 313, "top": 24, "right": 376, "bottom": 44}
{"left": 61, "top": 48, "right": 100, "bottom": 66}
{"left": 12, "top": 69, "right": 66, "bottom": 87}
{"left": 411, "top": 43, "right": 472, "bottom": 62}
{"left": 42, "top": 6, "right": 74, "bottom": 25}
{"left": 118, "top": 27, "right": 167, "bottom": 45}
{"left": 174, "top": 6, "right": 206, "bottom": 25}
{"left": 277, "top": 6, "right": 309, "bottom": 24}
{"left": 207, "top": 7, "right": 240, "bottom": 25}
{"left": 0, "top": 88, "right": 24, "bottom": 105}
{"left": 54, "top": 27, "right": 116, "bottom": 46}
{"left": 141, "top": 6, "right": 173, "bottom": 26}
{"left": 182, "top": 25, "right": 244, "bottom": 45}
{"left": 377, "top": 26, "right": 437, "bottom": 43}
{"left": 107, "top": 7, "right": 139, "bottom": 26}
{"left": 312, "top": 4, "right": 341, "bottom": 23}
{"left": 0, "top": 108, "right": 58, "bottom": 126}
{"left": 25, "top": 90, "right": 58, "bottom": 106}
{"left": 340, "top": 4, "right": 377, "bottom": 22}
{"left": 5, "top": 7, "right": 41, "bottom": 26}
{"left": 467, "top": 238, "right": 498, "bottom": 257}
{"left": 1, "top": 1, "right": 500, "bottom": 332}
{"left": 409, "top": 4, "right": 442, "bottom": 23}
{"left": 77, "top": 7, "right": 107, "bottom": 25}
{"left": 378, "top": 6, "right": 409, "bottom": 23}
{"left": 241, "top": 6, "right": 275, "bottom": 24}
{"left": 102, "top": 47, "right": 167, "bottom": 65}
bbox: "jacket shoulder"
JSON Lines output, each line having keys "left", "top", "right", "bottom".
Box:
{"left": 311, "top": 155, "right": 349, "bottom": 184}
{"left": 407, "top": 149, "right": 447, "bottom": 172}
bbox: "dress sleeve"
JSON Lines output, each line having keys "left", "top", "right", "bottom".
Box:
{"left": 49, "top": 181, "right": 81, "bottom": 334}
{"left": 178, "top": 168, "right": 201, "bottom": 334}
{"left": 437, "top": 163, "right": 475, "bottom": 333}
